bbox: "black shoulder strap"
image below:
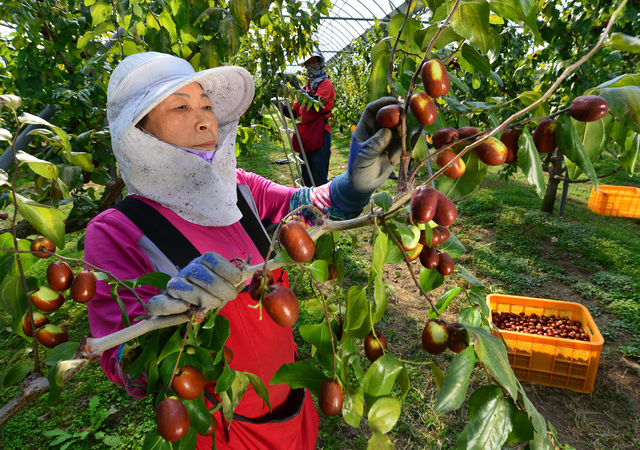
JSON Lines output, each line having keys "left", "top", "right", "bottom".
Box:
{"left": 112, "top": 188, "right": 272, "bottom": 270}
{"left": 112, "top": 197, "right": 200, "bottom": 270}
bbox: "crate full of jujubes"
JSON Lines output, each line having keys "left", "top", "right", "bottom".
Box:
{"left": 487, "top": 294, "right": 604, "bottom": 394}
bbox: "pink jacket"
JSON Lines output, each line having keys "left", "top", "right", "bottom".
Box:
{"left": 85, "top": 169, "right": 319, "bottom": 449}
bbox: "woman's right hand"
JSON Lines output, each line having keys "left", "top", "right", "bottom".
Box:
{"left": 146, "top": 252, "right": 243, "bottom": 316}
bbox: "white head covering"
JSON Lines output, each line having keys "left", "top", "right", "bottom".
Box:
{"left": 107, "top": 52, "right": 255, "bottom": 226}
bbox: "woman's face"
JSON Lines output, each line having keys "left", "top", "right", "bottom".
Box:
{"left": 141, "top": 82, "right": 219, "bottom": 151}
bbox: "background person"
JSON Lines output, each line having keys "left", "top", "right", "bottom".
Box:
{"left": 289, "top": 51, "right": 335, "bottom": 187}
{"left": 85, "top": 51, "right": 400, "bottom": 449}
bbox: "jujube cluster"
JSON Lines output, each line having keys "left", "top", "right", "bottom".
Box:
{"left": 491, "top": 311, "right": 590, "bottom": 341}
{"left": 376, "top": 58, "right": 450, "bottom": 129}
{"left": 421, "top": 319, "right": 469, "bottom": 355}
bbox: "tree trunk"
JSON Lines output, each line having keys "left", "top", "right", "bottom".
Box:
{"left": 540, "top": 147, "right": 564, "bottom": 213}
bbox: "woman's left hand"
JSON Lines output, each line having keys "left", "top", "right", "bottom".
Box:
{"left": 146, "top": 252, "right": 243, "bottom": 316}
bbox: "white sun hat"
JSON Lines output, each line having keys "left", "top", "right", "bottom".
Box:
{"left": 107, "top": 51, "right": 255, "bottom": 135}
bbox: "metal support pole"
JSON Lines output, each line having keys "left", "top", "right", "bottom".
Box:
{"left": 558, "top": 168, "right": 570, "bottom": 217}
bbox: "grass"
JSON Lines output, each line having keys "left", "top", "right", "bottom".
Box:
{"left": 1, "top": 123, "right": 639, "bottom": 449}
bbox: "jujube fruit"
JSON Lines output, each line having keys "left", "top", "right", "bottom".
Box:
{"left": 376, "top": 104, "right": 403, "bottom": 129}
{"left": 569, "top": 95, "right": 609, "bottom": 122}
{"left": 249, "top": 269, "right": 275, "bottom": 300}
{"left": 448, "top": 323, "right": 470, "bottom": 354}
{"left": 46, "top": 261, "right": 74, "bottom": 292}
{"left": 172, "top": 365, "right": 205, "bottom": 400}
{"left": 421, "top": 59, "right": 450, "bottom": 98}
{"left": 30, "top": 237, "right": 56, "bottom": 258}
{"left": 223, "top": 345, "right": 234, "bottom": 365}
{"left": 30, "top": 286, "right": 65, "bottom": 312}
{"left": 279, "top": 220, "right": 315, "bottom": 264}
{"left": 262, "top": 284, "right": 300, "bottom": 327}
{"left": 431, "top": 226, "right": 450, "bottom": 246}
{"left": 432, "top": 127, "right": 458, "bottom": 149}
{"left": 500, "top": 128, "right": 522, "bottom": 164}
{"left": 457, "top": 126, "right": 480, "bottom": 141}
{"left": 36, "top": 324, "right": 69, "bottom": 348}
{"left": 21, "top": 311, "right": 50, "bottom": 337}
{"left": 410, "top": 185, "right": 438, "bottom": 224}
{"left": 532, "top": 119, "right": 557, "bottom": 154}
{"left": 436, "top": 251, "right": 455, "bottom": 276}
{"left": 436, "top": 149, "right": 466, "bottom": 178}
{"left": 422, "top": 319, "right": 450, "bottom": 355}
{"left": 203, "top": 414, "right": 218, "bottom": 436}
{"left": 473, "top": 136, "right": 508, "bottom": 166}
{"left": 432, "top": 191, "right": 458, "bottom": 227}
{"left": 318, "top": 379, "right": 344, "bottom": 417}
{"left": 419, "top": 246, "right": 440, "bottom": 269}
{"left": 364, "top": 330, "right": 388, "bottom": 362}
{"left": 69, "top": 270, "right": 97, "bottom": 303}
{"left": 409, "top": 92, "right": 438, "bottom": 126}
{"left": 156, "top": 396, "right": 190, "bottom": 442}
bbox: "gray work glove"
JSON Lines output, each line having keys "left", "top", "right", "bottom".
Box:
{"left": 146, "top": 252, "right": 243, "bottom": 316}
{"left": 329, "top": 97, "right": 402, "bottom": 214}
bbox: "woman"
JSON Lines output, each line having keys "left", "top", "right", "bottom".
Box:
{"left": 290, "top": 51, "right": 335, "bottom": 187}
{"left": 85, "top": 51, "right": 400, "bottom": 449}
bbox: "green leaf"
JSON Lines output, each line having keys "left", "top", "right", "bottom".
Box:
{"left": 309, "top": 259, "right": 328, "bottom": 282}
{"left": 10, "top": 193, "right": 68, "bottom": 248}
{"left": 20, "top": 114, "right": 71, "bottom": 157}
{"left": 620, "top": 131, "right": 640, "bottom": 175}
{"left": 434, "top": 345, "right": 476, "bottom": 413}
{"left": 342, "top": 385, "right": 365, "bottom": 428}
{"left": 518, "top": 91, "right": 549, "bottom": 119}
{"left": 566, "top": 115, "right": 614, "bottom": 179}
{"left": 459, "top": 44, "right": 492, "bottom": 77}
{"left": 373, "top": 271, "right": 388, "bottom": 323}
{"left": 0, "top": 94, "right": 22, "bottom": 110}
{"left": 0, "top": 274, "right": 32, "bottom": 319}
{"left": 465, "top": 385, "right": 517, "bottom": 449}
{"left": 270, "top": 360, "right": 325, "bottom": 395}
{"left": 142, "top": 431, "right": 172, "bottom": 450}
{"left": 344, "top": 285, "right": 370, "bottom": 339}
{"left": 430, "top": 361, "right": 444, "bottom": 392}
{"left": 314, "top": 233, "right": 334, "bottom": 261}
{"left": 608, "top": 32, "right": 640, "bottom": 53}
{"left": 439, "top": 232, "right": 466, "bottom": 258}
{"left": 367, "top": 431, "right": 394, "bottom": 450}
{"left": 245, "top": 371, "right": 271, "bottom": 412}
{"left": 428, "top": 287, "right": 463, "bottom": 318}
{"left": 127, "top": 334, "right": 159, "bottom": 381}
{"left": 367, "top": 40, "right": 392, "bottom": 102}
{"left": 184, "top": 396, "right": 212, "bottom": 435}
{"left": 215, "top": 366, "right": 236, "bottom": 393}
{"left": 367, "top": 397, "right": 401, "bottom": 434}
{"left": 157, "top": 329, "right": 183, "bottom": 364}
{"left": 419, "top": 267, "right": 444, "bottom": 293}
{"left": 556, "top": 116, "right": 599, "bottom": 189}
{"left": 43, "top": 342, "right": 78, "bottom": 366}
{"left": 516, "top": 128, "right": 546, "bottom": 198}
{"left": 16, "top": 151, "right": 59, "bottom": 180}
{"left": 504, "top": 409, "right": 535, "bottom": 445}
{"left": 449, "top": 0, "right": 493, "bottom": 54}
{"left": 601, "top": 86, "right": 640, "bottom": 135}
{"left": 456, "top": 265, "right": 484, "bottom": 288}
{"left": 372, "top": 229, "right": 388, "bottom": 274}
{"left": 363, "top": 353, "right": 405, "bottom": 401}
{"left": 0, "top": 363, "right": 31, "bottom": 389}
{"left": 228, "top": 0, "right": 251, "bottom": 32}
{"left": 372, "top": 192, "right": 392, "bottom": 212}
{"left": 90, "top": 0, "right": 113, "bottom": 27}
{"left": 299, "top": 322, "right": 333, "bottom": 356}
{"left": 67, "top": 152, "right": 95, "bottom": 171}
{"left": 469, "top": 326, "right": 518, "bottom": 398}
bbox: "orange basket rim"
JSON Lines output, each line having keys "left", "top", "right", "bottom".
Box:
{"left": 487, "top": 294, "right": 604, "bottom": 345}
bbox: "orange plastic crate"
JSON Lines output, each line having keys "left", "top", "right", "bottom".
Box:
{"left": 487, "top": 294, "right": 604, "bottom": 394}
{"left": 588, "top": 185, "right": 640, "bottom": 219}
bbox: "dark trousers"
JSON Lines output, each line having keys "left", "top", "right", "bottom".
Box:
{"left": 301, "top": 131, "right": 331, "bottom": 187}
